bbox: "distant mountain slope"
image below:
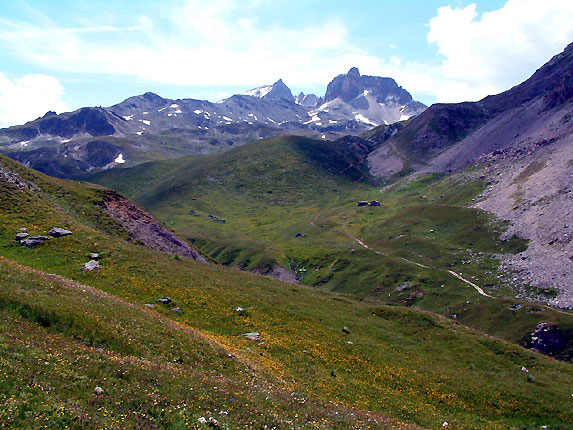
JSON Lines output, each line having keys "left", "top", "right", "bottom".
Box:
{"left": 368, "top": 42, "right": 573, "bottom": 178}
{"left": 0, "top": 69, "right": 425, "bottom": 178}
{"left": 368, "top": 41, "right": 573, "bottom": 307}
{"left": 242, "top": 78, "right": 295, "bottom": 101}
{"left": 307, "top": 67, "right": 426, "bottom": 130}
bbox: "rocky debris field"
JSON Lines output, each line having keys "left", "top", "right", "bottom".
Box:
{"left": 475, "top": 112, "right": 573, "bottom": 308}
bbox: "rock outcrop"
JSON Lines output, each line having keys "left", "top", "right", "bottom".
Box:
{"left": 102, "top": 191, "right": 206, "bottom": 262}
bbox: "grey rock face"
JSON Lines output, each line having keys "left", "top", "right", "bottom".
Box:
{"left": 527, "top": 322, "right": 568, "bottom": 356}
{"left": 49, "top": 227, "right": 73, "bottom": 237}
{"left": 324, "top": 67, "right": 414, "bottom": 105}
{"left": 15, "top": 232, "right": 29, "bottom": 240}
{"left": 263, "top": 79, "right": 295, "bottom": 102}
{"left": 20, "top": 236, "right": 50, "bottom": 248}
{"left": 295, "top": 92, "right": 320, "bottom": 108}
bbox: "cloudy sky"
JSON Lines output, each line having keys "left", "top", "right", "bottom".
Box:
{"left": 0, "top": 0, "right": 572, "bottom": 127}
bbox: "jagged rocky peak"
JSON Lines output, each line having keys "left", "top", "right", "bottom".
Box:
{"left": 324, "top": 67, "right": 364, "bottom": 103}
{"left": 243, "top": 79, "right": 294, "bottom": 102}
{"left": 295, "top": 92, "right": 321, "bottom": 107}
{"left": 324, "top": 66, "right": 415, "bottom": 106}
{"left": 264, "top": 79, "right": 295, "bottom": 102}
{"left": 348, "top": 66, "right": 360, "bottom": 78}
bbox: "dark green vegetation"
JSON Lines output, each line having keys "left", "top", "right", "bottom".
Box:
{"left": 88, "top": 136, "right": 572, "bottom": 353}
{"left": 2, "top": 150, "right": 573, "bottom": 429}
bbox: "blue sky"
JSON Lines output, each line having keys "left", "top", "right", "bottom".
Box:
{"left": 0, "top": 0, "right": 572, "bottom": 127}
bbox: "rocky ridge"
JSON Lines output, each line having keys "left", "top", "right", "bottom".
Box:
{"left": 101, "top": 191, "right": 207, "bottom": 262}
{"left": 0, "top": 69, "right": 426, "bottom": 178}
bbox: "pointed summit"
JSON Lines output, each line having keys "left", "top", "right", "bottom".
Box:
{"left": 348, "top": 67, "right": 360, "bottom": 77}
{"left": 324, "top": 67, "right": 364, "bottom": 103}
{"left": 242, "top": 79, "right": 294, "bottom": 102}
{"left": 295, "top": 92, "right": 321, "bottom": 108}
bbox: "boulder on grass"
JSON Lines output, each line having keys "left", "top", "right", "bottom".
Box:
{"left": 82, "top": 260, "right": 100, "bottom": 271}
{"left": 20, "top": 236, "right": 50, "bottom": 248}
{"left": 49, "top": 227, "right": 73, "bottom": 238}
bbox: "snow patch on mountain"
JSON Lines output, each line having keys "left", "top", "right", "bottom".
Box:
{"left": 243, "top": 85, "right": 273, "bottom": 98}
{"left": 355, "top": 114, "right": 378, "bottom": 126}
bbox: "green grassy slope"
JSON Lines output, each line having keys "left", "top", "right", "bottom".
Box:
{"left": 90, "top": 135, "right": 372, "bottom": 273}
{"left": 87, "top": 136, "right": 573, "bottom": 356}
{"left": 2, "top": 155, "right": 573, "bottom": 428}
{"left": 1, "top": 258, "right": 419, "bottom": 430}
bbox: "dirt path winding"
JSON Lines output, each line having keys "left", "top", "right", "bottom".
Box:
{"left": 346, "top": 233, "right": 494, "bottom": 298}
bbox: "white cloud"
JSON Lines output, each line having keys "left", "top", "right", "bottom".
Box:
{"left": 0, "top": 0, "right": 369, "bottom": 90}
{"left": 0, "top": 73, "right": 69, "bottom": 128}
{"left": 362, "top": 0, "right": 573, "bottom": 104}
{"left": 0, "top": 0, "right": 571, "bottom": 108}
{"left": 425, "top": 0, "right": 573, "bottom": 102}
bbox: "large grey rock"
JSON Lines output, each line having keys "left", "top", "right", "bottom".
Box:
{"left": 82, "top": 260, "right": 100, "bottom": 271}
{"left": 528, "top": 322, "right": 567, "bottom": 356}
{"left": 15, "top": 232, "right": 29, "bottom": 240}
{"left": 20, "top": 236, "right": 50, "bottom": 248}
{"left": 49, "top": 227, "right": 73, "bottom": 237}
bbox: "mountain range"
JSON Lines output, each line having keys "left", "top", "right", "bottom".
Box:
{"left": 0, "top": 68, "right": 425, "bottom": 178}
